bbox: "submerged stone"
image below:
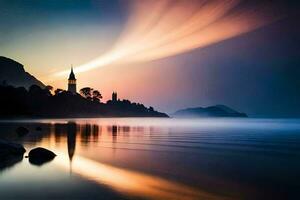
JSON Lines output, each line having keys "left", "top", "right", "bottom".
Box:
{"left": 28, "top": 147, "right": 56, "bottom": 166}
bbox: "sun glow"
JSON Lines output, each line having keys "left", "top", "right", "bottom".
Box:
{"left": 54, "top": 0, "right": 278, "bottom": 78}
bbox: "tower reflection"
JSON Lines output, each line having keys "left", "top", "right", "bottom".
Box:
{"left": 92, "top": 124, "right": 100, "bottom": 142}
{"left": 67, "top": 122, "right": 77, "bottom": 174}
{"left": 112, "top": 125, "right": 118, "bottom": 143}
{"left": 81, "top": 124, "right": 92, "bottom": 144}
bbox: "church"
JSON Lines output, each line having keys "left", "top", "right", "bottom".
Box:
{"left": 68, "top": 67, "right": 77, "bottom": 94}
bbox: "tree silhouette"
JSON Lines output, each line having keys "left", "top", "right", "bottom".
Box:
{"left": 29, "top": 85, "right": 45, "bottom": 96}
{"left": 80, "top": 87, "right": 93, "bottom": 100}
{"left": 54, "top": 88, "right": 64, "bottom": 95}
{"left": 45, "top": 85, "right": 53, "bottom": 91}
{"left": 0, "top": 84, "right": 168, "bottom": 118}
{"left": 45, "top": 85, "right": 53, "bottom": 96}
{"left": 92, "top": 90, "right": 102, "bottom": 102}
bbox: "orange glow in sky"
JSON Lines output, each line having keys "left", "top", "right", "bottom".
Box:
{"left": 53, "top": 0, "right": 276, "bottom": 79}
{"left": 0, "top": 0, "right": 282, "bottom": 112}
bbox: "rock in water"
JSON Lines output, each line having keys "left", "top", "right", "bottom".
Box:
{"left": 16, "top": 126, "right": 29, "bottom": 137}
{"left": 28, "top": 147, "right": 56, "bottom": 166}
{"left": 0, "top": 140, "right": 26, "bottom": 170}
{"left": 0, "top": 139, "right": 26, "bottom": 156}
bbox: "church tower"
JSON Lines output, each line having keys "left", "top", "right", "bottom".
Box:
{"left": 112, "top": 92, "right": 117, "bottom": 102}
{"left": 68, "top": 67, "right": 77, "bottom": 94}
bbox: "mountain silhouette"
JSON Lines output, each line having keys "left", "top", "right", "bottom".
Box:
{"left": 0, "top": 56, "right": 45, "bottom": 89}
{"left": 172, "top": 105, "right": 247, "bottom": 118}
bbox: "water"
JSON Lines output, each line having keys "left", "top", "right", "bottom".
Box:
{"left": 0, "top": 118, "right": 300, "bottom": 200}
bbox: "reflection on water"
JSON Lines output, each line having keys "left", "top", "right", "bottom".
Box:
{"left": 1, "top": 118, "right": 300, "bottom": 200}
{"left": 58, "top": 122, "right": 218, "bottom": 199}
{"left": 67, "top": 122, "right": 76, "bottom": 174}
{"left": 55, "top": 153, "right": 221, "bottom": 200}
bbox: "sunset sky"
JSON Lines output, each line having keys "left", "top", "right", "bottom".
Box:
{"left": 1, "top": 0, "right": 300, "bottom": 117}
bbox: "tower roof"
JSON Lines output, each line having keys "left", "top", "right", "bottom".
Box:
{"left": 68, "top": 67, "right": 76, "bottom": 80}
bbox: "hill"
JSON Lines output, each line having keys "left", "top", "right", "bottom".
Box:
{"left": 172, "top": 105, "right": 247, "bottom": 118}
{"left": 0, "top": 56, "right": 45, "bottom": 89}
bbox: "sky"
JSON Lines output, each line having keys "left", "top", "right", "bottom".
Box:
{"left": 1, "top": 0, "right": 300, "bottom": 117}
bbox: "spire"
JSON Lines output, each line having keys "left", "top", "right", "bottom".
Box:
{"left": 68, "top": 65, "right": 76, "bottom": 80}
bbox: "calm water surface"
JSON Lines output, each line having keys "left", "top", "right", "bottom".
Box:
{"left": 0, "top": 118, "right": 300, "bottom": 200}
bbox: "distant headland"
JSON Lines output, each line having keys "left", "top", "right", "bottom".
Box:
{"left": 0, "top": 56, "right": 168, "bottom": 118}
{"left": 172, "top": 105, "right": 247, "bottom": 118}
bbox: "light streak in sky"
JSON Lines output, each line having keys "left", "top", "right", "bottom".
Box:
{"left": 54, "top": 0, "right": 278, "bottom": 77}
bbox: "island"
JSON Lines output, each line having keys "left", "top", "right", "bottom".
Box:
{"left": 172, "top": 105, "right": 247, "bottom": 118}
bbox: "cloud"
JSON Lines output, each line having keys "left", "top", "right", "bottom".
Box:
{"left": 54, "top": 0, "right": 279, "bottom": 77}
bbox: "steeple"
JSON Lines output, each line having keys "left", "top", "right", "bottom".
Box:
{"left": 68, "top": 66, "right": 76, "bottom": 80}
{"left": 68, "top": 65, "right": 77, "bottom": 94}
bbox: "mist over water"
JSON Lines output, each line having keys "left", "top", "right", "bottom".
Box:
{"left": 0, "top": 118, "right": 300, "bottom": 200}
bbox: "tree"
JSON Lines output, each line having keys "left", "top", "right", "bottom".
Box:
{"left": 54, "top": 88, "right": 64, "bottom": 95}
{"left": 29, "top": 85, "right": 44, "bottom": 95}
{"left": 45, "top": 85, "right": 53, "bottom": 91}
{"left": 80, "top": 87, "right": 93, "bottom": 99}
{"left": 45, "top": 85, "right": 53, "bottom": 96}
{"left": 149, "top": 106, "right": 154, "bottom": 112}
{"left": 92, "top": 90, "right": 102, "bottom": 102}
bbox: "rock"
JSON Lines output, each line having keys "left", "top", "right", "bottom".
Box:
{"left": 0, "top": 140, "right": 26, "bottom": 170}
{"left": 0, "top": 139, "right": 26, "bottom": 156}
{"left": 0, "top": 154, "right": 23, "bottom": 171}
{"left": 16, "top": 126, "right": 29, "bottom": 137}
{"left": 35, "top": 126, "right": 42, "bottom": 131}
{"left": 28, "top": 147, "right": 56, "bottom": 166}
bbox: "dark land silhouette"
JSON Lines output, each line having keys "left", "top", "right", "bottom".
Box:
{"left": 173, "top": 105, "right": 247, "bottom": 118}
{"left": 0, "top": 84, "right": 168, "bottom": 118}
{"left": 0, "top": 56, "right": 246, "bottom": 118}
{"left": 0, "top": 56, "right": 45, "bottom": 89}
{"left": 0, "top": 139, "right": 25, "bottom": 170}
{"left": 0, "top": 56, "right": 168, "bottom": 118}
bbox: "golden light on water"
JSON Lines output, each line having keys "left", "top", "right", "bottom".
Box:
{"left": 36, "top": 121, "right": 228, "bottom": 200}
{"left": 54, "top": 0, "right": 277, "bottom": 78}
{"left": 55, "top": 152, "right": 228, "bottom": 200}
